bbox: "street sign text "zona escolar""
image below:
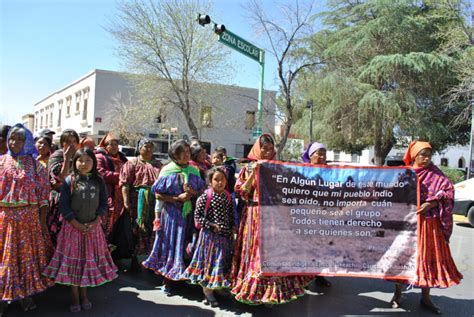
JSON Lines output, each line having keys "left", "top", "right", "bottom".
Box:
{"left": 219, "top": 30, "right": 262, "bottom": 63}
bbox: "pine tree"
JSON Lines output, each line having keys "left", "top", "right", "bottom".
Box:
{"left": 297, "top": 0, "right": 471, "bottom": 165}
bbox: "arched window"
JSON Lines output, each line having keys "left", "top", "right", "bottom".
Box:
{"left": 458, "top": 157, "right": 465, "bottom": 168}
{"left": 440, "top": 158, "right": 448, "bottom": 167}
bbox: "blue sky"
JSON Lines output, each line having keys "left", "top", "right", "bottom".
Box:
{"left": 0, "top": 0, "right": 323, "bottom": 124}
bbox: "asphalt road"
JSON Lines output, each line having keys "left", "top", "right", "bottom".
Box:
{"left": 3, "top": 219, "right": 473, "bottom": 317}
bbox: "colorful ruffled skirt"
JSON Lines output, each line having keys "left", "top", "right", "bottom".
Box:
{"left": 229, "top": 206, "right": 312, "bottom": 305}
{"left": 0, "top": 205, "right": 54, "bottom": 301}
{"left": 412, "top": 217, "right": 462, "bottom": 288}
{"left": 183, "top": 229, "right": 233, "bottom": 289}
{"left": 142, "top": 205, "right": 188, "bottom": 280}
{"left": 43, "top": 221, "right": 118, "bottom": 287}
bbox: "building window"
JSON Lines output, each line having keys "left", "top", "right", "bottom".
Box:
{"left": 49, "top": 104, "right": 53, "bottom": 127}
{"left": 440, "top": 158, "right": 448, "bottom": 166}
{"left": 66, "top": 96, "right": 71, "bottom": 115}
{"left": 82, "top": 99, "right": 88, "bottom": 120}
{"left": 458, "top": 157, "right": 465, "bottom": 168}
{"left": 57, "top": 100, "right": 63, "bottom": 126}
{"left": 245, "top": 111, "right": 255, "bottom": 130}
{"left": 75, "top": 92, "right": 82, "bottom": 114}
{"left": 35, "top": 113, "right": 38, "bottom": 131}
{"left": 201, "top": 106, "right": 212, "bottom": 127}
{"left": 82, "top": 88, "right": 89, "bottom": 121}
{"left": 351, "top": 153, "right": 360, "bottom": 163}
{"left": 83, "top": 87, "right": 89, "bottom": 100}
{"left": 235, "top": 144, "right": 245, "bottom": 158}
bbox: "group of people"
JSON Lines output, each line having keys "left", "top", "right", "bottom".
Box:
{"left": 0, "top": 123, "right": 462, "bottom": 315}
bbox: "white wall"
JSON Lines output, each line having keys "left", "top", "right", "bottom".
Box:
{"left": 432, "top": 145, "right": 470, "bottom": 169}
{"left": 33, "top": 69, "right": 276, "bottom": 158}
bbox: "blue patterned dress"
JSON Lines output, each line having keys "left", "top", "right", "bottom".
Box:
{"left": 142, "top": 172, "right": 205, "bottom": 280}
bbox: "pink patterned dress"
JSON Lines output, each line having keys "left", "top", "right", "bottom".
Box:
{"left": 0, "top": 154, "right": 54, "bottom": 301}
{"left": 229, "top": 164, "right": 312, "bottom": 305}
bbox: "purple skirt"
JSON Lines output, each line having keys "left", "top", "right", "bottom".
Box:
{"left": 142, "top": 205, "right": 188, "bottom": 280}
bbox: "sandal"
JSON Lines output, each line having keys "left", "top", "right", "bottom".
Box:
{"left": 69, "top": 304, "right": 81, "bottom": 313}
{"left": 81, "top": 301, "right": 92, "bottom": 310}
{"left": 204, "top": 294, "right": 219, "bottom": 307}
{"left": 20, "top": 298, "right": 37, "bottom": 311}
{"left": 420, "top": 299, "right": 442, "bottom": 314}
{"left": 390, "top": 296, "right": 402, "bottom": 309}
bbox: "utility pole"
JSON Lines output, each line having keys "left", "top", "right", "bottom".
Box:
{"left": 307, "top": 100, "right": 314, "bottom": 144}
{"left": 468, "top": 11, "right": 474, "bottom": 178}
{"left": 197, "top": 14, "right": 265, "bottom": 139}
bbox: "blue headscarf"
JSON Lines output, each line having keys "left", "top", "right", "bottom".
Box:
{"left": 301, "top": 142, "right": 326, "bottom": 163}
{"left": 135, "top": 138, "right": 153, "bottom": 156}
{"left": 7, "top": 123, "right": 38, "bottom": 158}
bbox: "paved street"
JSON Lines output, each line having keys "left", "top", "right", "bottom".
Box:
{"left": 4, "top": 219, "right": 473, "bottom": 317}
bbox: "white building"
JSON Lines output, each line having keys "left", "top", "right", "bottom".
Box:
{"left": 325, "top": 144, "right": 470, "bottom": 169}
{"left": 432, "top": 145, "right": 470, "bottom": 170}
{"left": 33, "top": 69, "right": 276, "bottom": 158}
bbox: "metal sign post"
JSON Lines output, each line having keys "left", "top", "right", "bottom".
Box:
{"left": 218, "top": 29, "right": 265, "bottom": 139}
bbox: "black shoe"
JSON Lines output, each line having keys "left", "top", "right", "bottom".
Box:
{"left": 390, "top": 296, "right": 401, "bottom": 309}
{"left": 204, "top": 295, "right": 219, "bottom": 307}
{"left": 0, "top": 301, "right": 8, "bottom": 317}
{"left": 162, "top": 285, "right": 172, "bottom": 296}
{"left": 130, "top": 257, "right": 142, "bottom": 272}
{"left": 315, "top": 276, "right": 331, "bottom": 287}
{"left": 20, "top": 298, "right": 37, "bottom": 312}
{"left": 420, "top": 299, "right": 442, "bottom": 314}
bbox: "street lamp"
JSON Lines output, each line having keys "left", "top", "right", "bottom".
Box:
{"left": 197, "top": 14, "right": 210, "bottom": 26}
{"left": 306, "top": 100, "right": 314, "bottom": 143}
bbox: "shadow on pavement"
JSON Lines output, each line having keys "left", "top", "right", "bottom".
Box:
{"left": 3, "top": 247, "right": 472, "bottom": 316}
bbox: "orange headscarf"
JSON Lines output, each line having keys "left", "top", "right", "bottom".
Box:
{"left": 402, "top": 141, "right": 432, "bottom": 166}
{"left": 247, "top": 133, "right": 276, "bottom": 160}
{"left": 98, "top": 132, "right": 118, "bottom": 149}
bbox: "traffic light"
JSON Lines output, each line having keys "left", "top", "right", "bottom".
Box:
{"left": 197, "top": 14, "right": 210, "bottom": 26}
{"left": 213, "top": 23, "right": 226, "bottom": 35}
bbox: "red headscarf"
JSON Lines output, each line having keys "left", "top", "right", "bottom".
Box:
{"left": 98, "top": 132, "right": 118, "bottom": 149}
{"left": 79, "top": 137, "right": 95, "bottom": 149}
{"left": 247, "top": 133, "right": 276, "bottom": 160}
{"left": 402, "top": 141, "right": 432, "bottom": 166}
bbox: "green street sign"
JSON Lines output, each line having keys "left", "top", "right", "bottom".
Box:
{"left": 219, "top": 30, "right": 262, "bottom": 63}
{"left": 251, "top": 127, "right": 263, "bottom": 139}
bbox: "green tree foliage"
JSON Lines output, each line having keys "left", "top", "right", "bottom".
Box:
{"left": 296, "top": 0, "right": 471, "bottom": 165}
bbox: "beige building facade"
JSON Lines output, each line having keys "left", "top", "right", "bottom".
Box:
{"left": 33, "top": 69, "right": 276, "bottom": 158}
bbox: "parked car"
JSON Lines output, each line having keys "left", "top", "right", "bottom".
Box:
{"left": 453, "top": 178, "right": 474, "bottom": 226}
{"left": 119, "top": 145, "right": 136, "bottom": 160}
{"left": 153, "top": 152, "right": 169, "bottom": 164}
